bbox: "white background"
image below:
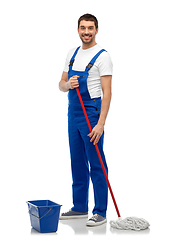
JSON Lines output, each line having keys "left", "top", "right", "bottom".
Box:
{"left": 0, "top": 0, "right": 174, "bottom": 239}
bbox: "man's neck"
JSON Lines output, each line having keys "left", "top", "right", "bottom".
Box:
{"left": 82, "top": 42, "right": 97, "bottom": 50}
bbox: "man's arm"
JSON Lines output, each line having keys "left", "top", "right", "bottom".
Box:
{"left": 88, "top": 75, "right": 112, "bottom": 145}
{"left": 59, "top": 71, "right": 79, "bottom": 92}
{"left": 59, "top": 71, "right": 70, "bottom": 92}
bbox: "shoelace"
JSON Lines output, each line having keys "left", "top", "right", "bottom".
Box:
{"left": 90, "top": 214, "right": 99, "bottom": 221}
{"left": 63, "top": 209, "right": 72, "bottom": 215}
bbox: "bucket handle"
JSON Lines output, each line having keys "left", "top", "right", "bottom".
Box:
{"left": 28, "top": 208, "right": 52, "bottom": 220}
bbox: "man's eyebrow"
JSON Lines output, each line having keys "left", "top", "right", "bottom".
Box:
{"left": 80, "top": 25, "right": 94, "bottom": 28}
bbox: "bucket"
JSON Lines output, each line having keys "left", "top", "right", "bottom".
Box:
{"left": 27, "top": 200, "right": 62, "bottom": 233}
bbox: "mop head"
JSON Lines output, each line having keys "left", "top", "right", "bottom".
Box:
{"left": 110, "top": 217, "right": 150, "bottom": 231}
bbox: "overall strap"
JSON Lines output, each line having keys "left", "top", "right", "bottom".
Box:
{"left": 69, "top": 46, "right": 80, "bottom": 71}
{"left": 85, "top": 49, "right": 106, "bottom": 72}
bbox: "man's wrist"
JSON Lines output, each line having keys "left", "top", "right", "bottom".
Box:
{"left": 66, "top": 80, "right": 71, "bottom": 90}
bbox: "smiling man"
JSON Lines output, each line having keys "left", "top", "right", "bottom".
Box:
{"left": 79, "top": 19, "right": 98, "bottom": 46}
{"left": 59, "top": 14, "right": 113, "bottom": 227}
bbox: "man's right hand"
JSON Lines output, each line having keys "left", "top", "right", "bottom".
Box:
{"left": 69, "top": 75, "right": 80, "bottom": 89}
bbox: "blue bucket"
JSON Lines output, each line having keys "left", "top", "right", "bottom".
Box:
{"left": 27, "top": 200, "right": 62, "bottom": 233}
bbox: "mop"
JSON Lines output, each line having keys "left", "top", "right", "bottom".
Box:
{"left": 76, "top": 87, "right": 150, "bottom": 231}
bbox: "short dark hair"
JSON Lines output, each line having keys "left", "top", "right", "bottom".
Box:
{"left": 78, "top": 14, "right": 98, "bottom": 29}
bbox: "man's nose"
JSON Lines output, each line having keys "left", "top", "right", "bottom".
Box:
{"left": 84, "top": 28, "right": 89, "bottom": 34}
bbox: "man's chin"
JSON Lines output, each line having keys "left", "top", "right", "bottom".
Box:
{"left": 81, "top": 38, "right": 93, "bottom": 44}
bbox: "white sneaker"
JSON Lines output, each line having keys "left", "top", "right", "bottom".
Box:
{"left": 86, "top": 214, "right": 107, "bottom": 227}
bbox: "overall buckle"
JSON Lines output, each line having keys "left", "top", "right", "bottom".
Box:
{"left": 86, "top": 63, "right": 93, "bottom": 70}
{"left": 69, "top": 60, "right": 75, "bottom": 66}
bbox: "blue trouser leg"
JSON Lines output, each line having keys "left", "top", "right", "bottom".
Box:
{"left": 68, "top": 106, "right": 89, "bottom": 212}
{"left": 80, "top": 121, "right": 108, "bottom": 218}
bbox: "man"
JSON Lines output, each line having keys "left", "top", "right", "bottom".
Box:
{"left": 59, "top": 14, "right": 113, "bottom": 227}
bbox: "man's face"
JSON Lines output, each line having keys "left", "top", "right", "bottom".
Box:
{"left": 78, "top": 20, "right": 98, "bottom": 45}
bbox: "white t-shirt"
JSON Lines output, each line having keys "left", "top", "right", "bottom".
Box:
{"left": 63, "top": 44, "right": 113, "bottom": 99}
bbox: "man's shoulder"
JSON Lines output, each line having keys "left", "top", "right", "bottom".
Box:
{"left": 94, "top": 45, "right": 110, "bottom": 57}
{"left": 67, "top": 46, "right": 79, "bottom": 55}
{"left": 94, "top": 45, "right": 112, "bottom": 62}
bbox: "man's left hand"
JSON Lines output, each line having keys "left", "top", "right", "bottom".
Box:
{"left": 88, "top": 123, "right": 104, "bottom": 145}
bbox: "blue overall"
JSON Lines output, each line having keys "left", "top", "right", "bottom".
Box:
{"left": 68, "top": 47, "right": 108, "bottom": 217}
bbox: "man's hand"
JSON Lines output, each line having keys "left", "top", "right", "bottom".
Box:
{"left": 88, "top": 123, "right": 104, "bottom": 145}
{"left": 59, "top": 72, "right": 79, "bottom": 92}
{"left": 69, "top": 75, "right": 80, "bottom": 89}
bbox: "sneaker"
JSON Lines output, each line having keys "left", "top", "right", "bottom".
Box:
{"left": 86, "top": 214, "right": 107, "bottom": 227}
{"left": 59, "top": 209, "right": 88, "bottom": 220}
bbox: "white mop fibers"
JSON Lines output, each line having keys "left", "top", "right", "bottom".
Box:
{"left": 110, "top": 217, "right": 150, "bottom": 231}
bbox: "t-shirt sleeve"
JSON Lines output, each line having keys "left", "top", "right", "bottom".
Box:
{"left": 97, "top": 51, "right": 113, "bottom": 77}
{"left": 63, "top": 54, "right": 70, "bottom": 73}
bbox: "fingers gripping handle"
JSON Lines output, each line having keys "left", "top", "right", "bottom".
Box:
{"left": 76, "top": 87, "right": 121, "bottom": 218}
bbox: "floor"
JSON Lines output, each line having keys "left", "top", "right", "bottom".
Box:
{"left": 30, "top": 216, "right": 151, "bottom": 238}
{"left": 4, "top": 198, "right": 171, "bottom": 240}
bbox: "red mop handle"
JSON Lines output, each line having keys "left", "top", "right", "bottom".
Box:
{"left": 76, "top": 87, "right": 121, "bottom": 218}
